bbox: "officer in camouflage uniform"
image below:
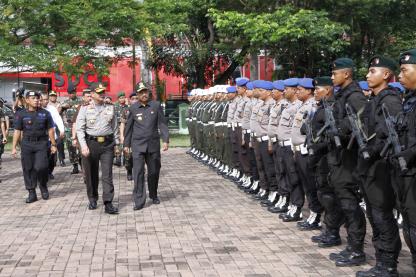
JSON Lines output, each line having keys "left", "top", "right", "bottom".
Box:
{"left": 114, "top": 92, "right": 129, "bottom": 166}
{"left": 61, "top": 88, "right": 82, "bottom": 174}
{"left": 120, "top": 92, "right": 138, "bottom": 181}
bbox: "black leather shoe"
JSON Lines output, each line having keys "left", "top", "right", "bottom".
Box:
{"left": 88, "top": 200, "right": 97, "bottom": 210}
{"left": 60, "top": 160, "right": 66, "bottom": 167}
{"left": 318, "top": 235, "right": 342, "bottom": 248}
{"left": 127, "top": 173, "right": 133, "bottom": 181}
{"left": 48, "top": 174, "right": 55, "bottom": 180}
{"left": 41, "top": 191, "right": 49, "bottom": 200}
{"left": 133, "top": 205, "right": 143, "bottom": 210}
{"left": 356, "top": 263, "right": 398, "bottom": 277}
{"left": 71, "top": 164, "right": 79, "bottom": 174}
{"left": 299, "top": 222, "right": 321, "bottom": 231}
{"left": 274, "top": 202, "right": 289, "bottom": 214}
{"left": 152, "top": 197, "right": 160, "bottom": 204}
{"left": 25, "top": 190, "right": 38, "bottom": 203}
{"left": 311, "top": 230, "right": 328, "bottom": 243}
{"left": 297, "top": 219, "right": 310, "bottom": 228}
{"left": 104, "top": 202, "right": 119, "bottom": 214}
{"left": 282, "top": 207, "right": 302, "bottom": 222}
{"left": 114, "top": 157, "right": 122, "bottom": 167}
{"left": 335, "top": 251, "right": 366, "bottom": 267}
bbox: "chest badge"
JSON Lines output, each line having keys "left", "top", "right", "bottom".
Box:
{"left": 136, "top": 113, "right": 143, "bottom": 121}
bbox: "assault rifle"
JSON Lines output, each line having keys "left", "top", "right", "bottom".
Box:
{"left": 345, "top": 103, "right": 370, "bottom": 159}
{"left": 316, "top": 99, "right": 342, "bottom": 148}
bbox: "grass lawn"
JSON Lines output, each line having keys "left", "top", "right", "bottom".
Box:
{"left": 166, "top": 133, "right": 190, "bottom": 148}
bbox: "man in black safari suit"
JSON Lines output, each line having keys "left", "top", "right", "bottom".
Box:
{"left": 124, "top": 83, "right": 169, "bottom": 210}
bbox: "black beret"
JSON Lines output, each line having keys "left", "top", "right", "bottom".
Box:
{"left": 332, "top": 58, "right": 354, "bottom": 70}
{"left": 313, "top": 76, "right": 333, "bottom": 86}
{"left": 129, "top": 92, "right": 137, "bottom": 98}
{"left": 25, "top": 90, "right": 40, "bottom": 98}
{"left": 399, "top": 49, "right": 416, "bottom": 65}
{"left": 368, "top": 55, "right": 397, "bottom": 71}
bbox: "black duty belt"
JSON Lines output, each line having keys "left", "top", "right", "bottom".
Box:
{"left": 23, "top": 136, "right": 48, "bottom": 142}
{"left": 86, "top": 134, "right": 114, "bottom": 143}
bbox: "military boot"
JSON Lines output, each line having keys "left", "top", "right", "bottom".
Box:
{"left": 114, "top": 156, "right": 122, "bottom": 167}
{"left": 335, "top": 250, "right": 366, "bottom": 267}
{"left": 71, "top": 164, "right": 79, "bottom": 174}
{"left": 26, "top": 190, "right": 38, "bottom": 203}
{"left": 356, "top": 262, "right": 398, "bottom": 277}
{"left": 39, "top": 184, "right": 49, "bottom": 200}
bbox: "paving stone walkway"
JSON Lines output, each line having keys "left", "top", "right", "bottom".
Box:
{"left": 0, "top": 148, "right": 413, "bottom": 276}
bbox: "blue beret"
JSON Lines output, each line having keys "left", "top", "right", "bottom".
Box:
{"left": 358, "top": 81, "right": 369, "bottom": 91}
{"left": 272, "top": 80, "right": 285, "bottom": 91}
{"left": 236, "top": 77, "right": 249, "bottom": 86}
{"left": 253, "top": 80, "right": 273, "bottom": 90}
{"left": 246, "top": 82, "right": 254, "bottom": 90}
{"left": 284, "top": 78, "right": 299, "bottom": 87}
{"left": 226, "top": 86, "right": 237, "bottom": 93}
{"left": 389, "top": 82, "right": 405, "bottom": 93}
{"left": 298, "top": 78, "right": 314, "bottom": 89}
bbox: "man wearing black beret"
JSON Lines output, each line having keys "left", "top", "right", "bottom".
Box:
{"left": 390, "top": 48, "right": 416, "bottom": 275}
{"left": 327, "top": 58, "right": 368, "bottom": 267}
{"left": 355, "top": 55, "right": 403, "bottom": 277}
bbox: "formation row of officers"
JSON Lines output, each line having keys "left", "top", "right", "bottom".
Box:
{"left": 187, "top": 50, "right": 416, "bottom": 277}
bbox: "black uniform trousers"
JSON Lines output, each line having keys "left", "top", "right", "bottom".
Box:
{"left": 231, "top": 127, "right": 241, "bottom": 170}
{"left": 56, "top": 129, "right": 65, "bottom": 162}
{"left": 391, "top": 166, "right": 416, "bottom": 269}
{"left": 328, "top": 149, "right": 366, "bottom": 252}
{"left": 132, "top": 150, "right": 161, "bottom": 208}
{"left": 258, "top": 141, "right": 277, "bottom": 191}
{"left": 239, "top": 131, "right": 251, "bottom": 175}
{"left": 82, "top": 139, "right": 115, "bottom": 203}
{"left": 47, "top": 144, "right": 57, "bottom": 175}
{"left": 275, "top": 145, "right": 300, "bottom": 205}
{"left": 245, "top": 133, "right": 259, "bottom": 181}
{"left": 312, "top": 155, "right": 344, "bottom": 234}
{"left": 21, "top": 139, "right": 49, "bottom": 191}
{"left": 274, "top": 145, "right": 291, "bottom": 199}
{"left": 360, "top": 159, "right": 401, "bottom": 264}
{"left": 253, "top": 140, "right": 267, "bottom": 190}
{"left": 293, "top": 151, "right": 322, "bottom": 213}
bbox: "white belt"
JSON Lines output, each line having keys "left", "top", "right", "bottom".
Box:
{"left": 293, "top": 145, "right": 301, "bottom": 152}
{"left": 214, "top": 122, "right": 222, "bottom": 127}
{"left": 227, "top": 123, "right": 232, "bottom": 128}
{"left": 202, "top": 123, "right": 208, "bottom": 126}
{"left": 243, "top": 129, "right": 252, "bottom": 134}
{"left": 257, "top": 135, "right": 269, "bottom": 142}
{"left": 192, "top": 117, "right": 197, "bottom": 120}
{"left": 208, "top": 121, "right": 215, "bottom": 124}
{"left": 236, "top": 123, "right": 242, "bottom": 127}
{"left": 270, "top": 137, "right": 278, "bottom": 143}
{"left": 279, "top": 140, "right": 292, "bottom": 147}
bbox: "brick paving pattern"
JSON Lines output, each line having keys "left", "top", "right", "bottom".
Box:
{"left": 0, "top": 148, "right": 413, "bottom": 276}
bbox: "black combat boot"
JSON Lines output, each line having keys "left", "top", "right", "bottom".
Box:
{"left": 356, "top": 262, "right": 398, "bottom": 277}
{"left": 318, "top": 233, "right": 342, "bottom": 248}
{"left": 71, "top": 164, "right": 79, "bottom": 174}
{"left": 127, "top": 170, "right": 133, "bottom": 181}
{"left": 114, "top": 156, "right": 122, "bottom": 167}
{"left": 39, "top": 185, "right": 49, "bottom": 200}
{"left": 335, "top": 250, "right": 366, "bottom": 267}
{"left": 26, "top": 189, "right": 38, "bottom": 203}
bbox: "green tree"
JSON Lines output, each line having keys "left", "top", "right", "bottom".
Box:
{"left": 0, "top": 0, "right": 147, "bottom": 76}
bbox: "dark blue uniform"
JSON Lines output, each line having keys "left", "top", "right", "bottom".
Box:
{"left": 14, "top": 108, "right": 54, "bottom": 193}
{"left": 124, "top": 100, "right": 169, "bottom": 209}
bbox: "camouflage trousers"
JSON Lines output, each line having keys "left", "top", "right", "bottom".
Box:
{"left": 65, "top": 127, "right": 80, "bottom": 165}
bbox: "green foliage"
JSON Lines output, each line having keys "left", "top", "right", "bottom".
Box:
{"left": 0, "top": 0, "right": 146, "bottom": 75}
